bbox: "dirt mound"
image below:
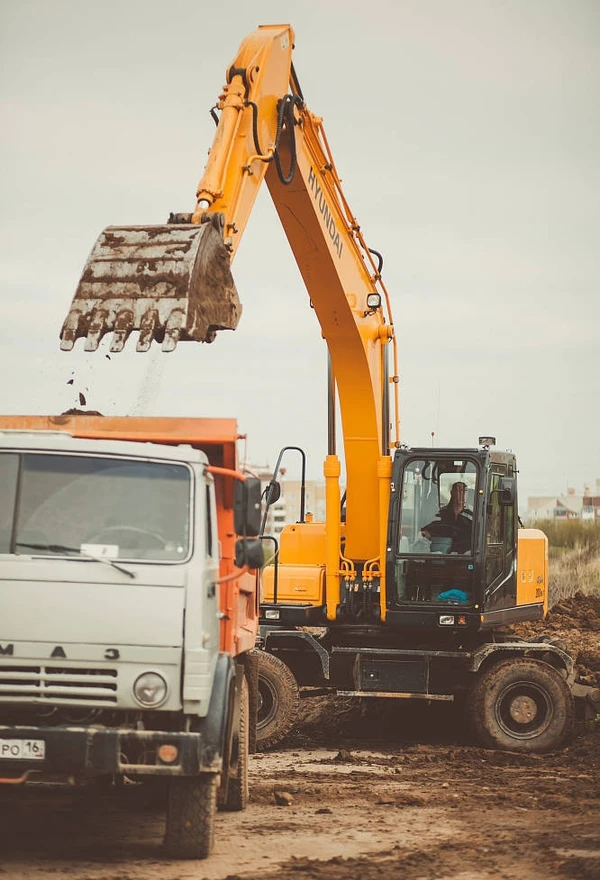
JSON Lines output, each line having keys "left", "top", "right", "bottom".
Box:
{"left": 545, "top": 593, "right": 600, "bottom": 633}
{"left": 511, "top": 591, "right": 600, "bottom": 687}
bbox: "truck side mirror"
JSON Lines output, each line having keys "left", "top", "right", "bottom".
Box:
{"left": 498, "top": 476, "right": 516, "bottom": 506}
{"left": 264, "top": 480, "right": 281, "bottom": 505}
{"left": 234, "top": 537, "right": 264, "bottom": 569}
{"left": 233, "top": 477, "right": 262, "bottom": 537}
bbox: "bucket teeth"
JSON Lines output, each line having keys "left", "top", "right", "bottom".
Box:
{"left": 137, "top": 309, "right": 158, "bottom": 352}
{"left": 110, "top": 308, "right": 134, "bottom": 352}
{"left": 162, "top": 310, "right": 184, "bottom": 353}
{"left": 60, "top": 311, "right": 82, "bottom": 351}
{"left": 59, "top": 217, "right": 241, "bottom": 352}
{"left": 84, "top": 310, "right": 109, "bottom": 352}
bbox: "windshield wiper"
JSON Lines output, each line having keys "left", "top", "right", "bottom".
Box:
{"left": 15, "top": 542, "right": 136, "bottom": 579}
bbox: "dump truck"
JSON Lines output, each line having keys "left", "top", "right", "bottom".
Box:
{"left": 52, "top": 23, "right": 599, "bottom": 754}
{"left": 0, "top": 414, "right": 263, "bottom": 858}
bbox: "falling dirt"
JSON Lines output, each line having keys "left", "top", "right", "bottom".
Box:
{"left": 1, "top": 595, "right": 599, "bottom": 880}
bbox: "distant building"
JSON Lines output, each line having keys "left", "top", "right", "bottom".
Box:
{"left": 249, "top": 466, "right": 326, "bottom": 536}
{"left": 278, "top": 479, "right": 326, "bottom": 526}
{"left": 526, "top": 479, "right": 600, "bottom": 523}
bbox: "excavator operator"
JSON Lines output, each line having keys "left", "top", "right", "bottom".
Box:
{"left": 422, "top": 481, "right": 473, "bottom": 554}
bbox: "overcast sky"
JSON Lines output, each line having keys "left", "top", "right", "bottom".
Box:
{"left": 1, "top": 0, "right": 598, "bottom": 505}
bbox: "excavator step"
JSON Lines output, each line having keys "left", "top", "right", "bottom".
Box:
{"left": 60, "top": 214, "right": 241, "bottom": 353}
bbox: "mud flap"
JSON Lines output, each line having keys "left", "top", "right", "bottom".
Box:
{"left": 60, "top": 213, "right": 241, "bottom": 352}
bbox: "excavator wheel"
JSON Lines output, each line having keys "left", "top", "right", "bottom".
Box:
{"left": 256, "top": 651, "right": 300, "bottom": 751}
{"left": 468, "top": 658, "right": 575, "bottom": 753}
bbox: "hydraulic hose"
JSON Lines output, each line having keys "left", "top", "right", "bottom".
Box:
{"left": 274, "top": 94, "right": 301, "bottom": 185}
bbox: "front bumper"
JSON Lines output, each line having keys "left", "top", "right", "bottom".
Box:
{"left": 0, "top": 724, "right": 222, "bottom": 779}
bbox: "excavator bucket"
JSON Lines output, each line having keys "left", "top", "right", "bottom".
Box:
{"left": 60, "top": 215, "right": 241, "bottom": 352}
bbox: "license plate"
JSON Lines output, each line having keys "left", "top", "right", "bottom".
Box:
{"left": 0, "top": 738, "right": 46, "bottom": 760}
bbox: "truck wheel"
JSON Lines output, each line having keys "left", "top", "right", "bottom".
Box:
{"left": 219, "top": 675, "right": 249, "bottom": 811}
{"left": 164, "top": 773, "right": 218, "bottom": 859}
{"left": 256, "top": 651, "right": 299, "bottom": 751}
{"left": 469, "top": 658, "right": 574, "bottom": 753}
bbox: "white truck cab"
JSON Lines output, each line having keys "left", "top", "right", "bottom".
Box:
{"left": 0, "top": 426, "right": 261, "bottom": 858}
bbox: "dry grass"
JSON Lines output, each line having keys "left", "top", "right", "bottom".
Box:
{"left": 550, "top": 545, "right": 600, "bottom": 604}
{"left": 535, "top": 520, "right": 600, "bottom": 605}
{"left": 536, "top": 519, "right": 600, "bottom": 552}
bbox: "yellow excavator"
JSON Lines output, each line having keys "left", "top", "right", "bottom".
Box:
{"left": 61, "top": 24, "right": 597, "bottom": 752}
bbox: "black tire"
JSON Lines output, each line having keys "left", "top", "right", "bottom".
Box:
{"left": 256, "top": 651, "right": 300, "bottom": 751}
{"left": 468, "top": 658, "right": 574, "bottom": 753}
{"left": 219, "top": 675, "right": 249, "bottom": 811}
{"left": 164, "top": 773, "right": 218, "bottom": 859}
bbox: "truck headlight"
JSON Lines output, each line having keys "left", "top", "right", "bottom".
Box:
{"left": 133, "top": 672, "right": 168, "bottom": 707}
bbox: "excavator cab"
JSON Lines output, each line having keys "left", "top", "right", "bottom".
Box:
{"left": 385, "top": 445, "right": 524, "bottom": 632}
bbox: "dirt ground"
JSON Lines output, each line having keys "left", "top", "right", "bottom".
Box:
{"left": 1, "top": 594, "right": 599, "bottom": 880}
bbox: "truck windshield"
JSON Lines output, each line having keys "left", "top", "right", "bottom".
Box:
{"left": 0, "top": 452, "right": 191, "bottom": 562}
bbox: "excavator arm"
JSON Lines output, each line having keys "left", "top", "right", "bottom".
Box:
{"left": 60, "top": 24, "right": 400, "bottom": 612}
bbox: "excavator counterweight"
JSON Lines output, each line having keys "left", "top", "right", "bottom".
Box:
{"left": 60, "top": 215, "right": 240, "bottom": 352}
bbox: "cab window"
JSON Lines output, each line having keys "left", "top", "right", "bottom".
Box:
{"left": 398, "top": 458, "right": 477, "bottom": 556}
